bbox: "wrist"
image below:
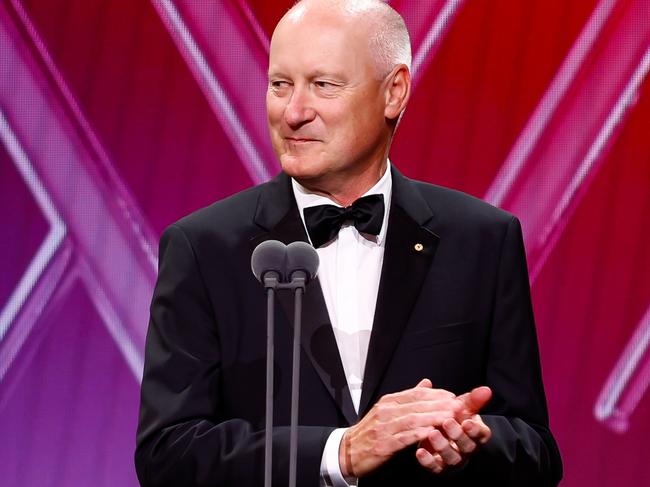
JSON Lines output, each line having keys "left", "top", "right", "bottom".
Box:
{"left": 338, "top": 429, "right": 353, "bottom": 479}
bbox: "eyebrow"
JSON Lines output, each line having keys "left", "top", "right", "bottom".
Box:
{"left": 310, "top": 69, "right": 346, "bottom": 80}
{"left": 267, "top": 69, "right": 288, "bottom": 79}
{"left": 268, "top": 67, "right": 347, "bottom": 80}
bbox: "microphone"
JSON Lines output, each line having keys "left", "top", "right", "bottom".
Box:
{"left": 250, "top": 239, "right": 320, "bottom": 487}
{"left": 284, "top": 242, "right": 319, "bottom": 487}
{"left": 251, "top": 239, "right": 287, "bottom": 286}
{"left": 285, "top": 241, "right": 319, "bottom": 285}
{"left": 251, "top": 239, "right": 286, "bottom": 487}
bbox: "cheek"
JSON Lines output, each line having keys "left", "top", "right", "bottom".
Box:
{"left": 321, "top": 105, "right": 354, "bottom": 135}
{"left": 347, "top": 95, "right": 383, "bottom": 130}
{"left": 266, "top": 97, "right": 284, "bottom": 128}
{"left": 344, "top": 111, "right": 381, "bottom": 146}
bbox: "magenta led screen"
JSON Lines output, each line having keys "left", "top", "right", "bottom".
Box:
{"left": 1, "top": 1, "right": 649, "bottom": 486}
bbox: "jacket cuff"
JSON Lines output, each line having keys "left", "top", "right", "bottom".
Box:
{"left": 320, "top": 428, "right": 356, "bottom": 486}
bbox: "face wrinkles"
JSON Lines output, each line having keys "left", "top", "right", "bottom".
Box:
{"left": 266, "top": 7, "right": 391, "bottom": 203}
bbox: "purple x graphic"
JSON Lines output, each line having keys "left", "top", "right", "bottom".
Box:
{"left": 1, "top": 1, "right": 649, "bottom": 485}
{"left": 482, "top": 0, "right": 650, "bottom": 432}
{"left": 0, "top": 0, "right": 157, "bottom": 384}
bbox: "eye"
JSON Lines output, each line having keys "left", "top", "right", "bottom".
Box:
{"left": 270, "top": 80, "right": 291, "bottom": 90}
{"left": 314, "top": 80, "right": 335, "bottom": 88}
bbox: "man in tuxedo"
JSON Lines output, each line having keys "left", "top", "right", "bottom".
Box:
{"left": 135, "top": 1, "right": 562, "bottom": 486}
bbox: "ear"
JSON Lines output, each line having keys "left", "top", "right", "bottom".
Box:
{"left": 384, "top": 64, "right": 411, "bottom": 121}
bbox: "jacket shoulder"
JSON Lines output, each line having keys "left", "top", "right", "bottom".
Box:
{"left": 161, "top": 182, "right": 268, "bottom": 249}
{"left": 409, "top": 179, "right": 515, "bottom": 228}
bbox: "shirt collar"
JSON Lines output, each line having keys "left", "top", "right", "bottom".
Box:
{"left": 292, "top": 160, "right": 392, "bottom": 245}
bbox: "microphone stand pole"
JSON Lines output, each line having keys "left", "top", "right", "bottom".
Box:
{"left": 288, "top": 278, "right": 306, "bottom": 487}
{"left": 263, "top": 275, "right": 278, "bottom": 487}
{"left": 263, "top": 275, "right": 306, "bottom": 487}
{"left": 255, "top": 239, "right": 316, "bottom": 487}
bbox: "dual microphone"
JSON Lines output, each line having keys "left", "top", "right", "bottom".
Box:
{"left": 251, "top": 240, "right": 320, "bottom": 487}
{"left": 251, "top": 240, "right": 319, "bottom": 289}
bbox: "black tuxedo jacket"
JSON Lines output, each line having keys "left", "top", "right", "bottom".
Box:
{"left": 135, "top": 167, "right": 562, "bottom": 487}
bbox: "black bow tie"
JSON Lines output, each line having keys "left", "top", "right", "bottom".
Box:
{"left": 303, "top": 194, "right": 385, "bottom": 248}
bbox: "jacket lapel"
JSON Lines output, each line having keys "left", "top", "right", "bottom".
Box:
{"left": 249, "top": 173, "right": 358, "bottom": 425}
{"left": 358, "top": 167, "right": 440, "bottom": 416}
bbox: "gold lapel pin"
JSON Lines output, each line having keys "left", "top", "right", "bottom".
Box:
{"left": 414, "top": 243, "right": 424, "bottom": 252}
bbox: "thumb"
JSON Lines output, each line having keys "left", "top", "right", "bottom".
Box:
{"left": 458, "top": 386, "right": 492, "bottom": 413}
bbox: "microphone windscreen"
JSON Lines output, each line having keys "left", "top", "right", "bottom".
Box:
{"left": 251, "top": 240, "right": 287, "bottom": 282}
{"left": 286, "top": 241, "right": 319, "bottom": 282}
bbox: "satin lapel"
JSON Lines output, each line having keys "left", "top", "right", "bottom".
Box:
{"left": 275, "top": 278, "right": 358, "bottom": 425}
{"left": 358, "top": 168, "right": 440, "bottom": 416}
{"left": 250, "top": 174, "right": 357, "bottom": 425}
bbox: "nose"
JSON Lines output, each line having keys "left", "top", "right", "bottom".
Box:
{"left": 284, "top": 85, "right": 316, "bottom": 128}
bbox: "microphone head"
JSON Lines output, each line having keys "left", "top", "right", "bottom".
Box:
{"left": 251, "top": 240, "right": 287, "bottom": 283}
{"left": 286, "top": 241, "right": 319, "bottom": 283}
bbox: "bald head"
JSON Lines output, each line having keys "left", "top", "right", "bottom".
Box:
{"left": 280, "top": 0, "right": 411, "bottom": 78}
{"left": 266, "top": 0, "right": 412, "bottom": 204}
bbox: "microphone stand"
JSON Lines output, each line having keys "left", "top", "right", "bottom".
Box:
{"left": 288, "top": 276, "right": 306, "bottom": 487}
{"left": 262, "top": 274, "right": 279, "bottom": 487}
{"left": 263, "top": 275, "right": 307, "bottom": 487}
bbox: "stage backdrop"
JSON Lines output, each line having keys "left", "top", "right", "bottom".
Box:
{"left": 2, "top": 0, "right": 649, "bottom": 485}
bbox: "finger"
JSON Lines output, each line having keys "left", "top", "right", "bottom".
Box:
{"left": 364, "top": 425, "right": 436, "bottom": 460}
{"left": 462, "top": 418, "right": 492, "bottom": 444}
{"left": 457, "top": 386, "right": 492, "bottom": 414}
{"left": 391, "top": 398, "right": 464, "bottom": 415}
{"left": 462, "top": 418, "right": 479, "bottom": 436}
{"left": 415, "top": 378, "right": 433, "bottom": 388}
{"left": 416, "top": 448, "right": 445, "bottom": 474}
{"left": 391, "top": 425, "right": 436, "bottom": 450}
{"left": 363, "top": 426, "right": 435, "bottom": 460}
{"left": 442, "top": 418, "right": 476, "bottom": 454}
{"left": 428, "top": 429, "right": 463, "bottom": 467}
{"left": 382, "top": 387, "right": 456, "bottom": 405}
{"left": 388, "top": 409, "right": 458, "bottom": 434}
{"left": 373, "top": 398, "right": 460, "bottom": 422}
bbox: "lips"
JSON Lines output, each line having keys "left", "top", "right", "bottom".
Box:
{"left": 285, "top": 137, "right": 319, "bottom": 143}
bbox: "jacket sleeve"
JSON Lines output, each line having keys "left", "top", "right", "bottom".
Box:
{"left": 361, "top": 216, "right": 562, "bottom": 487}
{"left": 461, "top": 216, "right": 563, "bottom": 486}
{"left": 134, "top": 224, "right": 334, "bottom": 487}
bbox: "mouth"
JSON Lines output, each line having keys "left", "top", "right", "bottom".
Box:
{"left": 285, "top": 137, "right": 320, "bottom": 144}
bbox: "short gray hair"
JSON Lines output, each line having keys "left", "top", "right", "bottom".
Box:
{"left": 290, "top": 0, "right": 412, "bottom": 78}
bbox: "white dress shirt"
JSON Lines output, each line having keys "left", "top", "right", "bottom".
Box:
{"left": 291, "top": 163, "right": 392, "bottom": 487}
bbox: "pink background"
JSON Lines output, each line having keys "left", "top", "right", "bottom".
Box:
{"left": 1, "top": 0, "right": 649, "bottom": 485}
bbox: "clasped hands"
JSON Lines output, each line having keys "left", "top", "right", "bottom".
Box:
{"left": 339, "top": 379, "right": 492, "bottom": 478}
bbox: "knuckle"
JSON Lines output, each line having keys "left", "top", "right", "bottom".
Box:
{"left": 403, "top": 413, "right": 418, "bottom": 429}
{"left": 419, "top": 455, "right": 434, "bottom": 469}
{"left": 445, "top": 426, "right": 461, "bottom": 440}
{"left": 371, "top": 443, "right": 388, "bottom": 457}
{"left": 367, "top": 426, "right": 380, "bottom": 441}
{"left": 483, "top": 429, "right": 492, "bottom": 443}
{"left": 398, "top": 433, "right": 411, "bottom": 447}
{"left": 432, "top": 455, "right": 444, "bottom": 473}
{"left": 374, "top": 403, "right": 390, "bottom": 421}
{"left": 411, "top": 388, "right": 424, "bottom": 400}
{"left": 378, "top": 393, "right": 392, "bottom": 403}
{"left": 448, "top": 454, "right": 461, "bottom": 466}
{"left": 403, "top": 429, "right": 422, "bottom": 446}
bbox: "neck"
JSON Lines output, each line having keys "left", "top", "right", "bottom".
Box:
{"left": 297, "top": 159, "right": 387, "bottom": 206}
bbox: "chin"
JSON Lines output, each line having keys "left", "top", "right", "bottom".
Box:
{"left": 279, "top": 154, "right": 325, "bottom": 180}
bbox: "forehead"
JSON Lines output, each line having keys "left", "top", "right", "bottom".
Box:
{"left": 268, "top": 13, "right": 374, "bottom": 76}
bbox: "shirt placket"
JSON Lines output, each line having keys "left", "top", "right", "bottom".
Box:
{"left": 335, "top": 224, "right": 362, "bottom": 411}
